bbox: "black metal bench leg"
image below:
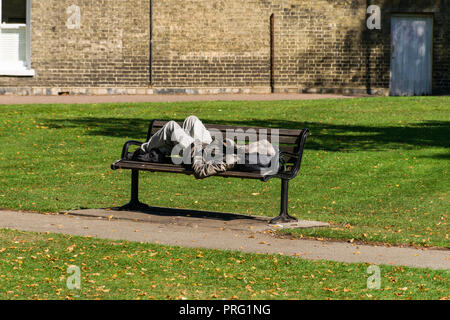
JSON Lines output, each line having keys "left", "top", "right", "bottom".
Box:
{"left": 270, "top": 179, "right": 298, "bottom": 224}
{"left": 119, "top": 170, "right": 150, "bottom": 211}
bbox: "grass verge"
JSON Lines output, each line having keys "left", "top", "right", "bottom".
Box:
{"left": 0, "top": 228, "right": 448, "bottom": 300}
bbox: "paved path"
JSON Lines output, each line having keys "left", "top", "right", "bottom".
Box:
{"left": 0, "top": 209, "right": 448, "bottom": 270}
{"left": 0, "top": 93, "right": 354, "bottom": 105}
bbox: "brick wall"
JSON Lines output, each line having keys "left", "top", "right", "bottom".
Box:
{"left": 0, "top": 0, "right": 150, "bottom": 88}
{"left": 0, "top": 0, "right": 448, "bottom": 95}
{"left": 152, "top": 0, "right": 449, "bottom": 94}
{"left": 151, "top": 0, "right": 272, "bottom": 89}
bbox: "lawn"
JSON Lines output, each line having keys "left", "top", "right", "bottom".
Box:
{"left": 0, "top": 228, "right": 448, "bottom": 300}
{"left": 0, "top": 97, "right": 449, "bottom": 247}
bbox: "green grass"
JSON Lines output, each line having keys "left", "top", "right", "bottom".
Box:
{"left": 0, "top": 228, "right": 448, "bottom": 300}
{"left": 0, "top": 97, "right": 449, "bottom": 247}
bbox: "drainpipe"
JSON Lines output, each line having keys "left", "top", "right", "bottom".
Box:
{"left": 270, "top": 13, "right": 275, "bottom": 93}
{"left": 149, "top": 0, "right": 153, "bottom": 86}
{"left": 365, "top": 0, "right": 372, "bottom": 94}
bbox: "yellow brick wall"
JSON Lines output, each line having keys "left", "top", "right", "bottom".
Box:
{"left": 0, "top": 0, "right": 448, "bottom": 94}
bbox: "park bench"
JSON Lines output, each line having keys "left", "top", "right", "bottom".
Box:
{"left": 111, "top": 120, "right": 309, "bottom": 224}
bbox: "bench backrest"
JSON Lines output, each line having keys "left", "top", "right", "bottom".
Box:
{"left": 147, "top": 120, "right": 309, "bottom": 172}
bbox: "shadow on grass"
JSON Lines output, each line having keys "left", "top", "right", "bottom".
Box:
{"left": 423, "top": 152, "right": 450, "bottom": 160}
{"left": 43, "top": 117, "right": 450, "bottom": 152}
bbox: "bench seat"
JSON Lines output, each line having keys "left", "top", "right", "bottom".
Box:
{"left": 111, "top": 160, "right": 273, "bottom": 180}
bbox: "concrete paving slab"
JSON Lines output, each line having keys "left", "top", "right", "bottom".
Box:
{"left": 270, "top": 220, "right": 331, "bottom": 230}
{"left": 66, "top": 207, "right": 330, "bottom": 232}
{"left": 0, "top": 93, "right": 355, "bottom": 105}
{"left": 0, "top": 209, "right": 448, "bottom": 270}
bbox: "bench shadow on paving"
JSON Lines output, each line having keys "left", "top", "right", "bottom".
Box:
{"left": 68, "top": 207, "right": 329, "bottom": 233}
{"left": 113, "top": 206, "right": 265, "bottom": 222}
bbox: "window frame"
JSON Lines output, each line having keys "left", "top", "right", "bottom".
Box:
{"left": 0, "top": 0, "right": 35, "bottom": 76}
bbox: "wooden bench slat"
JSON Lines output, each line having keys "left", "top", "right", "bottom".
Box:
{"left": 150, "top": 125, "right": 301, "bottom": 144}
{"left": 151, "top": 121, "right": 302, "bottom": 136}
{"left": 151, "top": 129, "right": 301, "bottom": 139}
{"left": 152, "top": 120, "right": 301, "bottom": 132}
{"left": 207, "top": 131, "right": 299, "bottom": 144}
{"left": 279, "top": 145, "right": 297, "bottom": 153}
{"left": 112, "top": 160, "right": 267, "bottom": 180}
{"left": 204, "top": 124, "right": 301, "bottom": 136}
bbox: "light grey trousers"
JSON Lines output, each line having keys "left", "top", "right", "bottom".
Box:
{"left": 141, "top": 116, "right": 212, "bottom": 154}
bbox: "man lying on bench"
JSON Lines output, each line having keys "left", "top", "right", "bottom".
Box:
{"left": 129, "top": 116, "right": 280, "bottom": 179}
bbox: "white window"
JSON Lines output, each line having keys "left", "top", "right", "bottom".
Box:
{"left": 0, "top": 0, "right": 34, "bottom": 76}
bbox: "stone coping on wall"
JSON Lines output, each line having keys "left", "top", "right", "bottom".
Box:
{"left": 0, "top": 86, "right": 388, "bottom": 96}
{"left": 275, "top": 87, "right": 388, "bottom": 96}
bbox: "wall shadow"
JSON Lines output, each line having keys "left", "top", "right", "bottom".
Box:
{"left": 43, "top": 117, "right": 449, "bottom": 152}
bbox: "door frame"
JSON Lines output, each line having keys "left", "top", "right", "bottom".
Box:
{"left": 389, "top": 13, "right": 434, "bottom": 96}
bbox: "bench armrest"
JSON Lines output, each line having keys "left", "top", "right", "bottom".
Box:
{"left": 121, "top": 140, "right": 144, "bottom": 160}
{"left": 268, "top": 129, "right": 309, "bottom": 181}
